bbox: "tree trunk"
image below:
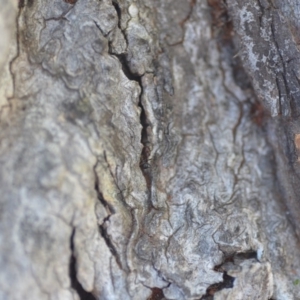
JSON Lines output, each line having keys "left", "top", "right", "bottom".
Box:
{"left": 0, "top": 0, "right": 300, "bottom": 299}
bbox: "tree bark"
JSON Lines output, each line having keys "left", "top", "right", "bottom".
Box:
{"left": 0, "top": 0, "right": 300, "bottom": 299}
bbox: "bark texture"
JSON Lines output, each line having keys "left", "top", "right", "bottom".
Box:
{"left": 0, "top": 0, "right": 300, "bottom": 299}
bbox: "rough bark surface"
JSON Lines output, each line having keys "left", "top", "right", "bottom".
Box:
{"left": 227, "top": 0, "right": 300, "bottom": 243}
{"left": 0, "top": 0, "right": 300, "bottom": 299}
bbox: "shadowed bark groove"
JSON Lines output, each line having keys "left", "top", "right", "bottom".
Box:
{"left": 147, "top": 287, "right": 165, "bottom": 300}
{"left": 201, "top": 250, "right": 257, "bottom": 299}
{"left": 93, "top": 162, "right": 124, "bottom": 271}
{"left": 69, "top": 229, "right": 97, "bottom": 300}
{"left": 109, "top": 0, "right": 153, "bottom": 195}
{"left": 201, "top": 273, "right": 235, "bottom": 300}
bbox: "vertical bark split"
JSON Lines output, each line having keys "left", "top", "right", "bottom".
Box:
{"left": 69, "top": 229, "right": 97, "bottom": 300}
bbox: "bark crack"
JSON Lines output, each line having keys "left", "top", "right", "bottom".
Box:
{"left": 201, "top": 273, "right": 235, "bottom": 300}
{"left": 110, "top": 2, "right": 153, "bottom": 195}
{"left": 142, "top": 280, "right": 171, "bottom": 300}
{"left": 270, "top": 16, "right": 291, "bottom": 116}
{"left": 93, "top": 161, "right": 125, "bottom": 271}
{"left": 146, "top": 287, "right": 165, "bottom": 300}
{"left": 201, "top": 251, "right": 258, "bottom": 299}
{"left": 111, "top": 1, "right": 129, "bottom": 50}
{"left": 69, "top": 229, "right": 97, "bottom": 300}
{"left": 112, "top": 1, "right": 122, "bottom": 30}
{"left": 94, "top": 21, "right": 112, "bottom": 38}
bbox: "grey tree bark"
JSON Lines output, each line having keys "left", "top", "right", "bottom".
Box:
{"left": 0, "top": 0, "right": 300, "bottom": 299}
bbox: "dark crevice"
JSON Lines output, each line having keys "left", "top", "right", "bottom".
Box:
{"left": 214, "top": 250, "right": 257, "bottom": 272}
{"left": 93, "top": 164, "right": 115, "bottom": 215}
{"left": 109, "top": 3, "right": 153, "bottom": 192}
{"left": 116, "top": 53, "right": 153, "bottom": 192}
{"left": 111, "top": 0, "right": 129, "bottom": 49}
{"left": 139, "top": 91, "right": 153, "bottom": 191}
{"left": 112, "top": 1, "right": 122, "bottom": 30}
{"left": 93, "top": 162, "right": 124, "bottom": 270}
{"left": 110, "top": 0, "right": 153, "bottom": 214}
{"left": 94, "top": 21, "right": 106, "bottom": 36}
{"left": 113, "top": 53, "right": 141, "bottom": 82}
{"left": 98, "top": 224, "right": 123, "bottom": 269}
{"left": 69, "top": 229, "right": 97, "bottom": 300}
{"left": 112, "top": 56, "right": 152, "bottom": 191}
{"left": 201, "top": 273, "right": 235, "bottom": 299}
{"left": 94, "top": 21, "right": 113, "bottom": 38}
{"left": 103, "top": 151, "right": 121, "bottom": 193}
{"left": 233, "top": 250, "right": 257, "bottom": 260}
{"left": 200, "top": 250, "right": 257, "bottom": 299}
{"left": 147, "top": 287, "right": 165, "bottom": 300}
{"left": 116, "top": 51, "right": 153, "bottom": 191}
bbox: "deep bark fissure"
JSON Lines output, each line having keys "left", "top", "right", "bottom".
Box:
{"left": 93, "top": 162, "right": 124, "bottom": 270}
{"left": 112, "top": 1, "right": 122, "bottom": 30}
{"left": 214, "top": 250, "right": 258, "bottom": 272}
{"left": 111, "top": 0, "right": 130, "bottom": 51}
{"left": 93, "top": 162, "right": 115, "bottom": 216}
{"left": 94, "top": 20, "right": 111, "bottom": 38}
{"left": 146, "top": 287, "right": 165, "bottom": 300}
{"left": 109, "top": 2, "right": 153, "bottom": 195}
{"left": 98, "top": 224, "right": 124, "bottom": 269}
{"left": 200, "top": 250, "right": 258, "bottom": 299}
{"left": 201, "top": 273, "right": 235, "bottom": 300}
{"left": 108, "top": 52, "right": 153, "bottom": 193}
{"left": 270, "top": 16, "right": 292, "bottom": 117}
{"left": 69, "top": 229, "right": 97, "bottom": 300}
